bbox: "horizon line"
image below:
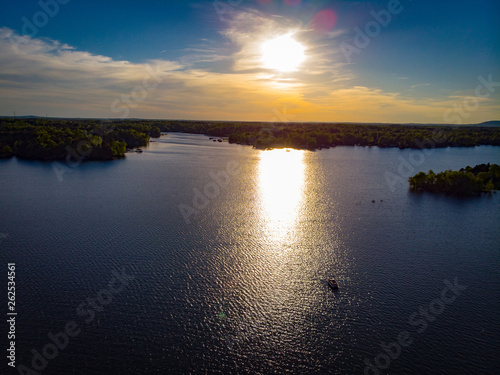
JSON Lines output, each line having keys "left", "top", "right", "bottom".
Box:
{"left": 1, "top": 116, "right": 499, "bottom": 127}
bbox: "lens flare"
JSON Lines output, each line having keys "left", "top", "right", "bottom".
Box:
{"left": 311, "top": 9, "right": 338, "bottom": 33}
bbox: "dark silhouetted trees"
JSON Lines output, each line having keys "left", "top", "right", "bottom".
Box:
{"left": 1, "top": 118, "right": 499, "bottom": 160}
{"left": 409, "top": 164, "right": 500, "bottom": 195}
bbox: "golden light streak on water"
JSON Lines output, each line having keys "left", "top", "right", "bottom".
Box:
{"left": 258, "top": 148, "right": 306, "bottom": 242}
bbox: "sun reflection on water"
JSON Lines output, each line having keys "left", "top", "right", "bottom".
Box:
{"left": 258, "top": 148, "right": 306, "bottom": 240}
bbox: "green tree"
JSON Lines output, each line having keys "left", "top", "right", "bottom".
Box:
{"left": 150, "top": 126, "right": 161, "bottom": 138}
{"left": 110, "top": 141, "right": 127, "bottom": 158}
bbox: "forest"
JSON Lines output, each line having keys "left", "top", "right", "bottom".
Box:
{"left": 0, "top": 118, "right": 160, "bottom": 160}
{"left": 0, "top": 118, "right": 499, "bottom": 160}
{"left": 409, "top": 164, "right": 500, "bottom": 195}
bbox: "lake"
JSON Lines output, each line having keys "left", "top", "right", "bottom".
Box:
{"left": 0, "top": 133, "right": 499, "bottom": 374}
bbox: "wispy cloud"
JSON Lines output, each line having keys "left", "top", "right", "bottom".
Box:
{"left": 1, "top": 17, "right": 499, "bottom": 123}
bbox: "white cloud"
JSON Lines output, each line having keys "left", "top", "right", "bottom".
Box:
{"left": 410, "top": 83, "right": 431, "bottom": 89}
{"left": 0, "top": 21, "right": 498, "bottom": 123}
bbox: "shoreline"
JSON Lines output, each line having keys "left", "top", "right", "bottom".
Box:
{"left": 1, "top": 118, "right": 499, "bottom": 161}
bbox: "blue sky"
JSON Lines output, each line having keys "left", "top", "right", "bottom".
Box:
{"left": 0, "top": 0, "right": 499, "bottom": 122}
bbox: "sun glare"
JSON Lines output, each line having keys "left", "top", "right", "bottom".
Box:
{"left": 258, "top": 149, "right": 306, "bottom": 239}
{"left": 261, "top": 34, "right": 306, "bottom": 72}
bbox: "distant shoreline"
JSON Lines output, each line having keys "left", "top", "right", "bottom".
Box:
{"left": 0, "top": 118, "right": 499, "bottom": 161}
{"left": 1, "top": 116, "right": 499, "bottom": 128}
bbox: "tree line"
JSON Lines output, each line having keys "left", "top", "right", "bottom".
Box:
{"left": 152, "top": 120, "right": 500, "bottom": 150}
{"left": 0, "top": 118, "right": 499, "bottom": 160}
{"left": 409, "top": 164, "right": 500, "bottom": 195}
{"left": 0, "top": 119, "right": 161, "bottom": 160}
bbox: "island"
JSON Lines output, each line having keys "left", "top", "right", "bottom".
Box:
{"left": 0, "top": 118, "right": 499, "bottom": 160}
{"left": 409, "top": 164, "right": 500, "bottom": 196}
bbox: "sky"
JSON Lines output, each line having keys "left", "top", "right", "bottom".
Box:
{"left": 0, "top": 0, "right": 499, "bottom": 123}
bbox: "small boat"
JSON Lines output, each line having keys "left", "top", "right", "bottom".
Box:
{"left": 136, "top": 149, "right": 143, "bottom": 153}
{"left": 328, "top": 279, "right": 339, "bottom": 290}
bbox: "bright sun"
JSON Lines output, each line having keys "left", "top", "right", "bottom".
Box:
{"left": 261, "top": 34, "right": 306, "bottom": 72}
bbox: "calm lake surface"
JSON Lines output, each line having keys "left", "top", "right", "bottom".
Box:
{"left": 1, "top": 133, "right": 499, "bottom": 374}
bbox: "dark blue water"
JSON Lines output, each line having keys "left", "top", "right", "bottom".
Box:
{"left": 1, "top": 134, "right": 499, "bottom": 374}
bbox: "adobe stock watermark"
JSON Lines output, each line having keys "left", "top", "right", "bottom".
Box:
{"left": 270, "top": 105, "right": 296, "bottom": 124}
{"left": 179, "top": 160, "right": 241, "bottom": 224}
{"left": 363, "top": 277, "right": 467, "bottom": 375}
{"left": 443, "top": 74, "right": 499, "bottom": 124}
{"left": 385, "top": 73, "right": 499, "bottom": 192}
{"left": 16, "top": 267, "right": 135, "bottom": 375}
{"left": 217, "top": 260, "right": 286, "bottom": 351}
{"left": 9, "top": 0, "right": 71, "bottom": 52}
{"left": 52, "top": 121, "right": 115, "bottom": 182}
{"left": 385, "top": 128, "right": 448, "bottom": 192}
{"left": 110, "top": 64, "right": 165, "bottom": 119}
{"left": 213, "top": 0, "right": 243, "bottom": 22}
{"left": 341, "top": 0, "right": 405, "bottom": 63}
